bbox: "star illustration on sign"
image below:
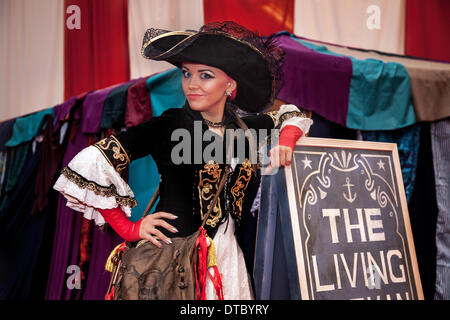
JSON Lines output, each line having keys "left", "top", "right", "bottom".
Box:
{"left": 302, "top": 156, "right": 312, "bottom": 169}
{"left": 377, "top": 159, "right": 385, "bottom": 171}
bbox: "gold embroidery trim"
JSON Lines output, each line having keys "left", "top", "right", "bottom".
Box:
{"left": 230, "top": 158, "right": 253, "bottom": 221}
{"left": 265, "top": 111, "right": 278, "bottom": 126}
{"left": 198, "top": 161, "right": 222, "bottom": 228}
{"left": 94, "top": 136, "right": 130, "bottom": 173}
{"left": 141, "top": 31, "right": 196, "bottom": 59}
{"left": 61, "top": 166, "right": 138, "bottom": 208}
{"left": 275, "top": 110, "right": 310, "bottom": 129}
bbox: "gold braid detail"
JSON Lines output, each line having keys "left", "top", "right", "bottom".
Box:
{"left": 230, "top": 158, "right": 253, "bottom": 223}
{"left": 94, "top": 136, "right": 130, "bottom": 173}
{"left": 275, "top": 110, "right": 310, "bottom": 129}
{"left": 61, "top": 166, "right": 138, "bottom": 208}
{"left": 265, "top": 111, "right": 278, "bottom": 126}
{"left": 198, "top": 161, "right": 223, "bottom": 227}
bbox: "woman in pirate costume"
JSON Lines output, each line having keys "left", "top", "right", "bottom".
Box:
{"left": 53, "top": 21, "right": 313, "bottom": 300}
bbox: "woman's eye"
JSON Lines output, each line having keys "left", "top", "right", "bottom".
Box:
{"left": 200, "top": 73, "right": 213, "bottom": 79}
{"left": 182, "top": 70, "right": 191, "bottom": 78}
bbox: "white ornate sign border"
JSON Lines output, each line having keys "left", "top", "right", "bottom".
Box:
{"left": 284, "top": 137, "right": 424, "bottom": 300}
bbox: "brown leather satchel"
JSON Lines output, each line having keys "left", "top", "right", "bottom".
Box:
{"left": 106, "top": 165, "right": 231, "bottom": 300}
{"left": 113, "top": 229, "right": 201, "bottom": 300}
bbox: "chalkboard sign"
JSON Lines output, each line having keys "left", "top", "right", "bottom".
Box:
{"left": 272, "top": 137, "right": 423, "bottom": 300}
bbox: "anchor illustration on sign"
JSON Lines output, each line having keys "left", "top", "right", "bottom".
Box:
{"left": 343, "top": 177, "right": 357, "bottom": 203}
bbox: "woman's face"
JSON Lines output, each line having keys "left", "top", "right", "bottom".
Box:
{"left": 181, "top": 63, "right": 236, "bottom": 115}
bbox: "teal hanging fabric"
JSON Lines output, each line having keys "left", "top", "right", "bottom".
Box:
{"left": 128, "top": 68, "right": 185, "bottom": 221}
{"left": 147, "top": 68, "right": 185, "bottom": 116}
{"left": 361, "top": 124, "right": 421, "bottom": 203}
{"left": 2, "top": 108, "right": 54, "bottom": 209}
{"left": 290, "top": 36, "right": 416, "bottom": 131}
{"left": 128, "top": 155, "right": 160, "bottom": 222}
{"left": 5, "top": 108, "right": 54, "bottom": 147}
{"left": 346, "top": 58, "right": 416, "bottom": 130}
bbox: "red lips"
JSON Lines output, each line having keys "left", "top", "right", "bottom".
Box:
{"left": 187, "top": 94, "right": 203, "bottom": 100}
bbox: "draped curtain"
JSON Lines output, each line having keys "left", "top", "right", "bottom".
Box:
{"left": 0, "top": 0, "right": 64, "bottom": 122}
{"left": 204, "top": 0, "right": 294, "bottom": 35}
{"left": 2, "top": 0, "right": 449, "bottom": 121}
{"left": 0, "top": 0, "right": 449, "bottom": 301}
{"left": 128, "top": 0, "right": 204, "bottom": 79}
{"left": 64, "top": 0, "right": 130, "bottom": 100}
{"left": 405, "top": 0, "right": 450, "bottom": 63}
{"left": 293, "top": 0, "right": 406, "bottom": 54}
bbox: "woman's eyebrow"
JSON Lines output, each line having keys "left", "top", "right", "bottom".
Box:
{"left": 198, "top": 69, "right": 215, "bottom": 74}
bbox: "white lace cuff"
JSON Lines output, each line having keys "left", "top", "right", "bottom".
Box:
{"left": 276, "top": 104, "right": 313, "bottom": 135}
{"left": 53, "top": 145, "right": 137, "bottom": 226}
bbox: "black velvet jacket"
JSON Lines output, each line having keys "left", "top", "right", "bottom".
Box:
{"left": 111, "top": 103, "right": 276, "bottom": 241}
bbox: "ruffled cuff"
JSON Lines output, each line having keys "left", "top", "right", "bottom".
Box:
{"left": 275, "top": 104, "right": 313, "bottom": 134}
{"left": 53, "top": 145, "right": 137, "bottom": 226}
{"left": 264, "top": 104, "right": 313, "bottom": 146}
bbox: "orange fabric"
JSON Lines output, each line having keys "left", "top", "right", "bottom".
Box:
{"left": 203, "top": 0, "right": 294, "bottom": 35}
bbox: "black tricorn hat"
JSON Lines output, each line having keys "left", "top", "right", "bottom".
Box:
{"left": 141, "top": 21, "right": 285, "bottom": 113}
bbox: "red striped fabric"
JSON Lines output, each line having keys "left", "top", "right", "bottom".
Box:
{"left": 64, "top": 0, "right": 130, "bottom": 100}
{"left": 405, "top": 0, "right": 450, "bottom": 62}
{"left": 203, "top": 0, "right": 294, "bottom": 35}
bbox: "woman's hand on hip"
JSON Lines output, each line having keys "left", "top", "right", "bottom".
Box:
{"left": 139, "top": 211, "right": 178, "bottom": 247}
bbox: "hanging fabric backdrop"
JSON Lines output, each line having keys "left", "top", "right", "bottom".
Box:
{"left": 0, "top": 0, "right": 449, "bottom": 301}
{"left": 1, "top": 0, "right": 449, "bottom": 121}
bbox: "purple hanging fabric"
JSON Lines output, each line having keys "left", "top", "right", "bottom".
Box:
{"left": 80, "top": 87, "right": 124, "bottom": 300}
{"left": 31, "top": 116, "right": 66, "bottom": 215}
{"left": 276, "top": 35, "right": 352, "bottom": 127}
{"left": 81, "top": 85, "right": 119, "bottom": 134}
{"left": 45, "top": 96, "right": 88, "bottom": 300}
{"left": 53, "top": 96, "right": 77, "bottom": 133}
{"left": 100, "top": 79, "right": 141, "bottom": 129}
{"left": 82, "top": 228, "right": 122, "bottom": 300}
{"left": 47, "top": 78, "right": 150, "bottom": 300}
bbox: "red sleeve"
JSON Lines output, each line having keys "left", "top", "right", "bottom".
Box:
{"left": 278, "top": 125, "right": 303, "bottom": 150}
{"left": 98, "top": 207, "right": 142, "bottom": 242}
